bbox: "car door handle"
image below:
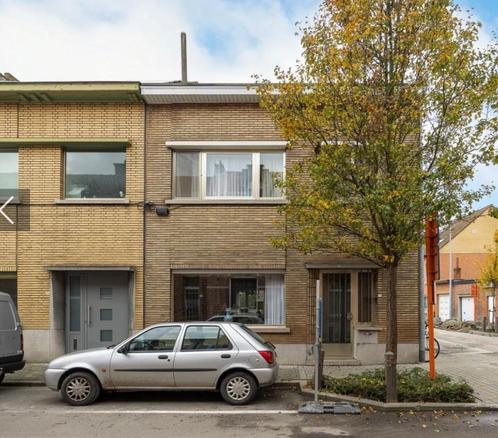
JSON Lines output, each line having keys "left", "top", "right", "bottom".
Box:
{"left": 158, "top": 354, "right": 169, "bottom": 360}
{"left": 221, "top": 354, "right": 231, "bottom": 359}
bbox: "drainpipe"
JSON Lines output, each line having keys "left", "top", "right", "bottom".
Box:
{"left": 419, "top": 245, "right": 426, "bottom": 362}
{"left": 448, "top": 226, "right": 453, "bottom": 319}
{"left": 418, "top": 245, "right": 425, "bottom": 362}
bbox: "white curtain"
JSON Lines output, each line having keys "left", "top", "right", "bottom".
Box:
{"left": 264, "top": 274, "right": 284, "bottom": 325}
{"left": 206, "top": 153, "right": 252, "bottom": 197}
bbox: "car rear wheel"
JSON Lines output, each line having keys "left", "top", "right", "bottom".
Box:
{"left": 60, "top": 371, "right": 100, "bottom": 406}
{"left": 220, "top": 371, "right": 257, "bottom": 405}
{"left": 0, "top": 370, "right": 4, "bottom": 385}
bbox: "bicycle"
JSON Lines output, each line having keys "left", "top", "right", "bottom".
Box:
{"left": 425, "top": 322, "right": 440, "bottom": 361}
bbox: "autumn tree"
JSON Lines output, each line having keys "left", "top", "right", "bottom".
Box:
{"left": 256, "top": 0, "right": 497, "bottom": 402}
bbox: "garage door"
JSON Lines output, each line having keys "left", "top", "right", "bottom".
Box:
{"left": 438, "top": 294, "right": 450, "bottom": 320}
{"left": 460, "top": 297, "right": 474, "bottom": 322}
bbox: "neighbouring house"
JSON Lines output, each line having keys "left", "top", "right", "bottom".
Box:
{"left": 0, "top": 76, "right": 421, "bottom": 365}
{"left": 0, "top": 78, "right": 145, "bottom": 362}
{"left": 433, "top": 205, "right": 498, "bottom": 323}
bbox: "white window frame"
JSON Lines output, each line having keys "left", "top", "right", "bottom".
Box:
{"left": 173, "top": 150, "right": 285, "bottom": 201}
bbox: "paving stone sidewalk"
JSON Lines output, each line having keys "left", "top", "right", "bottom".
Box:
{"left": 5, "top": 329, "right": 498, "bottom": 404}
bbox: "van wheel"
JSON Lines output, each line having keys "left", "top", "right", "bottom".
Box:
{"left": 220, "top": 372, "right": 257, "bottom": 405}
{"left": 0, "top": 370, "right": 4, "bottom": 385}
{"left": 60, "top": 371, "right": 100, "bottom": 406}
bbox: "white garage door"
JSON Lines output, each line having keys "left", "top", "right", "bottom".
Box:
{"left": 438, "top": 294, "right": 450, "bottom": 320}
{"left": 460, "top": 297, "right": 474, "bottom": 322}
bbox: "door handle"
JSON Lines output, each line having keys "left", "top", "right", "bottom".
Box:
{"left": 158, "top": 354, "right": 169, "bottom": 360}
{"left": 221, "top": 354, "right": 231, "bottom": 359}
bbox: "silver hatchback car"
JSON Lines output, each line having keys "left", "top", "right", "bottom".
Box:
{"left": 45, "top": 322, "right": 278, "bottom": 406}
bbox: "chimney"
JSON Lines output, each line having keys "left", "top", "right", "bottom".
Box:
{"left": 453, "top": 256, "right": 461, "bottom": 280}
{"left": 181, "top": 32, "right": 188, "bottom": 84}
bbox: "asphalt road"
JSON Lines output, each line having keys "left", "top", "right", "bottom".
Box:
{"left": 1, "top": 386, "right": 498, "bottom": 437}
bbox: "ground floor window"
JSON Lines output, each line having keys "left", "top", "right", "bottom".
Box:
{"left": 173, "top": 273, "right": 285, "bottom": 325}
{"left": 0, "top": 273, "right": 17, "bottom": 306}
{"left": 358, "top": 272, "right": 374, "bottom": 323}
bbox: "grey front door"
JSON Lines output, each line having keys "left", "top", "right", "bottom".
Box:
{"left": 323, "top": 273, "right": 351, "bottom": 344}
{"left": 66, "top": 271, "right": 129, "bottom": 352}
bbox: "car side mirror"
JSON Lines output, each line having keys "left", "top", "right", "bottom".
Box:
{"left": 118, "top": 344, "right": 129, "bottom": 354}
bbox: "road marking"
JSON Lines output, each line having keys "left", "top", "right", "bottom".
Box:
{"left": 0, "top": 409, "right": 299, "bottom": 415}
{"left": 0, "top": 196, "right": 14, "bottom": 225}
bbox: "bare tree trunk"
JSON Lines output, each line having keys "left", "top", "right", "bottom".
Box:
{"left": 385, "top": 262, "right": 398, "bottom": 402}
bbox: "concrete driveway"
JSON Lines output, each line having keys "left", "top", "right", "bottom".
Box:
{"left": 435, "top": 328, "right": 498, "bottom": 403}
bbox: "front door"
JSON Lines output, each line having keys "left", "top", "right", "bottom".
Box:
{"left": 66, "top": 271, "right": 129, "bottom": 352}
{"left": 323, "top": 273, "right": 351, "bottom": 345}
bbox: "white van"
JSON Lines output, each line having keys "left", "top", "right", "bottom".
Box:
{"left": 0, "top": 292, "right": 24, "bottom": 384}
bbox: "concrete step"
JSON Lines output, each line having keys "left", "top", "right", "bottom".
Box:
{"left": 323, "top": 358, "right": 361, "bottom": 366}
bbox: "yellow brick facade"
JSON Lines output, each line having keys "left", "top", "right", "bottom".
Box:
{"left": 0, "top": 102, "right": 145, "bottom": 359}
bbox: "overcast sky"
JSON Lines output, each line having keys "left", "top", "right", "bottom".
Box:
{"left": 0, "top": 0, "right": 496, "bottom": 209}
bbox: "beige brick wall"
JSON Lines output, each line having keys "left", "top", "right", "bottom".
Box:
{"left": 0, "top": 102, "right": 145, "bottom": 330}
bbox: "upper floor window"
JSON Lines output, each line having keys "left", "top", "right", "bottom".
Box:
{"left": 174, "top": 151, "right": 284, "bottom": 200}
{"left": 0, "top": 150, "right": 18, "bottom": 193}
{"left": 65, "top": 149, "right": 126, "bottom": 199}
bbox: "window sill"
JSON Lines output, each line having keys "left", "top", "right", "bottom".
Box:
{"left": 247, "top": 325, "right": 291, "bottom": 334}
{"left": 165, "top": 199, "right": 287, "bottom": 205}
{"left": 55, "top": 198, "right": 130, "bottom": 205}
{"left": 355, "top": 325, "right": 382, "bottom": 332}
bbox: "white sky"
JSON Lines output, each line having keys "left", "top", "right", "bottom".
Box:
{"left": 0, "top": 0, "right": 495, "bottom": 208}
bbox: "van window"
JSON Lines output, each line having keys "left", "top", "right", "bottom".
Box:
{"left": 0, "top": 299, "right": 15, "bottom": 330}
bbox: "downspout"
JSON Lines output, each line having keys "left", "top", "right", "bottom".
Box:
{"left": 142, "top": 101, "right": 147, "bottom": 329}
{"left": 448, "top": 226, "right": 453, "bottom": 319}
{"left": 419, "top": 244, "right": 426, "bottom": 362}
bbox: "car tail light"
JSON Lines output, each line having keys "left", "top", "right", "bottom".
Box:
{"left": 259, "top": 350, "right": 274, "bottom": 365}
{"left": 20, "top": 333, "right": 24, "bottom": 353}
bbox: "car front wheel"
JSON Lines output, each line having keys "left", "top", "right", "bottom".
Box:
{"left": 0, "top": 370, "right": 4, "bottom": 385}
{"left": 60, "top": 371, "right": 101, "bottom": 406}
{"left": 220, "top": 371, "right": 257, "bottom": 405}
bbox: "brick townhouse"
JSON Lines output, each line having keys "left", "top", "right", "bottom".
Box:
{"left": 0, "top": 80, "right": 145, "bottom": 361}
{"left": 433, "top": 205, "right": 498, "bottom": 323}
{"left": 0, "top": 78, "right": 421, "bottom": 364}
{"left": 140, "top": 82, "right": 421, "bottom": 364}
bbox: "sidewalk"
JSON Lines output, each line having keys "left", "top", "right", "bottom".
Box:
{"left": 6, "top": 359, "right": 497, "bottom": 404}
{"left": 3, "top": 363, "right": 47, "bottom": 385}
